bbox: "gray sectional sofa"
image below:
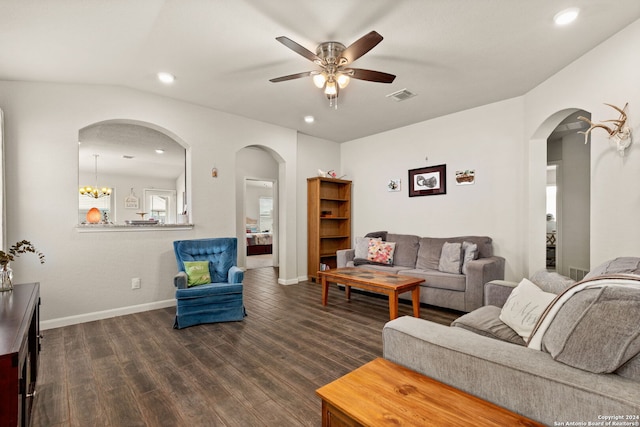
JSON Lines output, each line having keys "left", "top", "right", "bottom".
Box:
{"left": 382, "top": 259, "right": 640, "bottom": 425}
{"left": 337, "top": 233, "right": 505, "bottom": 312}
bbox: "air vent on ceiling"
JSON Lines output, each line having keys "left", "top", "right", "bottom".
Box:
{"left": 386, "top": 89, "right": 417, "bottom": 102}
{"left": 122, "top": 155, "right": 135, "bottom": 159}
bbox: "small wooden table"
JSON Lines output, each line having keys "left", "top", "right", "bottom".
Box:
{"left": 318, "top": 267, "right": 423, "bottom": 320}
{"left": 316, "top": 358, "right": 544, "bottom": 427}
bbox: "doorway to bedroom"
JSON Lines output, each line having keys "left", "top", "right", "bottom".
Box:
{"left": 245, "top": 179, "right": 275, "bottom": 269}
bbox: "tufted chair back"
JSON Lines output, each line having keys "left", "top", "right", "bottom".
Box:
{"left": 173, "top": 238, "right": 237, "bottom": 284}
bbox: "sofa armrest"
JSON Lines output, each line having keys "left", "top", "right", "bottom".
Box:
{"left": 337, "top": 249, "right": 355, "bottom": 268}
{"left": 383, "top": 316, "right": 640, "bottom": 426}
{"left": 228, "top": 266, "right": 244, "bottom": 284}
{"left": 463, "top": 256, "right": 505, "bottom": 311}
{"left": 484, "top": 280, "right": 518, "bottom": 307}
{"left": 174, "top": 271, "right": 188, "bottom": 289}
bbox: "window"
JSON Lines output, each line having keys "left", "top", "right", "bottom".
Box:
{"left": 144, "top": 189, "right": 176, "bottom": 224}
{"left": 259, "top": 197, "right": 273, "bottom": 232}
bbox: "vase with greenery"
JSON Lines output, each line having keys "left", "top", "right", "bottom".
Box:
{"left": 0, "top": 240, "right": 45, "bottom": 292}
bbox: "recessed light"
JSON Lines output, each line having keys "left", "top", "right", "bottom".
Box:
{"left": 155, "top": 149, "right": 165, "bottom": 154}
{"left": 554, "top": 8, "right": 579, "bottom": 26}
{"left": 304, "top": 115, "right": 315, "bottom": 124}
{"left": 157, "top": 72, "right": 176, "bottom": 84}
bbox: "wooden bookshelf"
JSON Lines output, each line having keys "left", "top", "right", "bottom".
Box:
{"left": 307, "top": 177, "right": 352, "bottom": 282}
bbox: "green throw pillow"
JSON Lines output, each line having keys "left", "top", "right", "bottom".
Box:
{"left": 183, "top": 261, "right": 211, "bottom": 287}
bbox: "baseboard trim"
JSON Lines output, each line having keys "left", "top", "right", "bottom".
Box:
{"left": 278, "top": 277, "right": 300, "bottom": 285}
{"left": 41, "top": 299, "right": 176, "bottom": 330}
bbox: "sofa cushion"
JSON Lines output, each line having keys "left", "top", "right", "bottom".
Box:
{"left": 416, "top": 236, "right": 493, "bottom": 271}
{"left": 385, "top": 234, "right": 420, "bottom": 268}
{"left": 616, "top": 353, "right": 640, "bottom": 381}
{"left": 400, "top": 269, "right": 466, "bottom": 292}
{"left": 499, "top": 278, "right": 556, "bottom": 340}
{"left": 530, "top": 270, "right": 575, "bottom": 294}
{"left": 461, "top": 241, "right": 479, "bottom": 275}
{"left": 354, "top": 264, "right": 413, "bottom": 274}
{"left": 541, "top": 286, "right": 640, "bottom": 373}
{"left": 452, "top": 305, "right": 526, "bottom": 346}
{"left": 367, "top": 240, "right": 396, "bottom": 265}
{"left": 438, "top": 242, "right": 463, "bottom": 274}
{"left": 365, "top": 230, "right": 388, "bottom": 240}
{"left": 584, "top": 256, "right": 640, "bottom": 280}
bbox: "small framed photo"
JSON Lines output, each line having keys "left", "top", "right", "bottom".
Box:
{"left": 455, "top": 169, "right": 475, "bottom": 185}
{"left": 387, "top": 179, "right": 401, "bottom": 192}
{"left": 408, "top": 164, "right": 447, "bottom": 197}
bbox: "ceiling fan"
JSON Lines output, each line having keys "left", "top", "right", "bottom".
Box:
{"left": 269, "top": 31, "right": 396, "bottom": 106}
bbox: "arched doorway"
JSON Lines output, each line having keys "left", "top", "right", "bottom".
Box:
{"left": 528, "top": 108, "right": 590, "bottom": 278}
{"left": 235, "top": 145, "right": 281, "bottom": 270}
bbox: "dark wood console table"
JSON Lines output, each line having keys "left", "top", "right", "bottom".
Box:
{"left": 0, "top": 283, "right": 41, "bottom": 427}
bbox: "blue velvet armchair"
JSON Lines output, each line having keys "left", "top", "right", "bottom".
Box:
{"left": 173, "top": 237, "right": 246, "bottom": 329}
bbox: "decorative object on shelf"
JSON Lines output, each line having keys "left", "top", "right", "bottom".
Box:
{"left": 578, "top": 103, "right": 631, "bottom": 156}
{"left": 0, "top": 265, "right": 12, "bottom": 292}
{"left": 0, "top": 240, "right": 45, "bottom": 292}
{"left": 79, "top": 154, "right": 112, "bottom": 198}
{"left": 387, "top": 179, "right": 401, "bottom": 192}
{"left": 124, "top": 188, "right": 139, "bottom": 209}
{"left": 318, "top": 169, "right": 342, "bottom": 178}
{"left": 86, "top": 207, "right": 101, "bottom": 223}
{"left": 125, "top": 219, "right": 159, "bottom": 225}
{"left": 408, "top": 164, "right": 447, "bottom": 197}
{"left": 136, "top": 212, "right": 148, "bottom": 220}
{"left": 455, "top": 170, "right": 475, "bottom": 185}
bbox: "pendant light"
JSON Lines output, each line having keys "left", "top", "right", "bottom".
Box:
{"left": 79, "top": 154, "right": 112, "bottom": 199}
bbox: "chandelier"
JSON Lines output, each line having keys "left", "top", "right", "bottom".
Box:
{"left": 79, "top": 154, "right": 112, "bottom": 199}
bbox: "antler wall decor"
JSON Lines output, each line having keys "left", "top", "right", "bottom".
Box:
{"left": 577, "top": 103, "right": 632, "bottom": 156}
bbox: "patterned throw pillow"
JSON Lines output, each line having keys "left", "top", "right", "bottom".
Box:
{"left": 184, "top": 261, "right": 211, "bottom": 287}
{"left": 367, "top": 240, "right": 396, "bottom": 265}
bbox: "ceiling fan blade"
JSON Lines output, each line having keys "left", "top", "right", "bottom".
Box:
{"left": 269, "top": 71, "right": 313, "bottom": 83}
{"left": 275, "top": 36, "right": 322, "bottom": 63}
{"left": 347, "top": 68, "right": 396, "bottom": 83}
{"left": 341, "top": 31, "right": 384, "bottom": 64}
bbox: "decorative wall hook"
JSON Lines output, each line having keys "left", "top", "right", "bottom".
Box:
{"left": 578, "top": 103, "right": 631, "bottom": 156}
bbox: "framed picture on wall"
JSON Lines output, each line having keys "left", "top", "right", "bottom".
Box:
{"left": 124, "top": 195, "right": 139, "bottom": 209}
{"left": 408, "top": 164, "right": 447, "bottom": 197}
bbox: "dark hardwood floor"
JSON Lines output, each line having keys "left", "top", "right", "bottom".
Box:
{"left": 32, "top": 268, "right": 461, "bottom": 427}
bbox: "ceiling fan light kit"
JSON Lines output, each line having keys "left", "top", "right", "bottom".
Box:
{"left": 270, "top": 31, "right": 396, "bottom": 108}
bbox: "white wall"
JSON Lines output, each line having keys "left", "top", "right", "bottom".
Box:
{"left": 296, "top": 133, "right": 341, "bottom": 281}
{"left": 525, "top": 18, "right": 640, "bottom": 271}
{"left": 559, "top": 131, "right": 590, "bottom": 276}
{"left": 341, "top": 18, "right": 640, "bottom": 281}
{"left": 341, "top": 97, "right": 526, "bottom": 280}
{"left": 0, "top": 81, "right": 308, "bottom": 325}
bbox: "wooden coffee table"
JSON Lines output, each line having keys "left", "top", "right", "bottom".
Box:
{"left": 318, "top": 267, "right": 423, "bottom": 320}
{"left": 316, "top": 358, "right": 544, "bottom": 427}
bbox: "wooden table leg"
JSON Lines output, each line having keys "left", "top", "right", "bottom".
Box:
{"left": 345, "top": 284, "right": 351, "bottom": 301}
{"left": 412, "top": 285, "right": 421, "bottom": 318}
{"left": 389, "top": 291, "right": 399, "bottom": 319}
{"left": 321, "top": 276, "right": 329, "bottom": 306}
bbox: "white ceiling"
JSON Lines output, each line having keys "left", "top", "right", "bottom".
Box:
{"left": 2, "top": 1, "right": 640, "bottom": 143}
